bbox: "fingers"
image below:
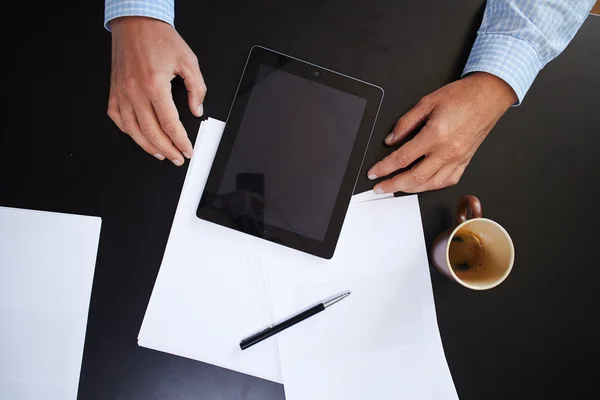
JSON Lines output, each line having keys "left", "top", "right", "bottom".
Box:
{"left": 150, "top": 87, "right": 194, "bottom": 158}
{"left": 378, "top": 161, "right": 468, "bottom": 194}
{"left": 403, "top": 163, "right": 458, "bottom": 193}
{"left": 109, "top": 78, "right": 194, "bottom": 165}
{"left": 177, "top": 53, "right": 207, "bottom": 117}
{"left": 107, "top": 94, "right": 124, "bottom": 131}
{"left": 110, "top": 90, "right": 190, "bottom": 164}
{"left": 373, "top": 154, "right": 445, "bottom": 194}
{"left": 384, "top": 97, "right": 434, "bottom": 145}
{"left": 367, "top": 126, "right": 431, "bottom": 180}
{"left": 129, "top": 94, "right": 185, "bottom": 165}
{"left": 114, "top": 97, "right": 164, "bottom": 160}
{"left": 446, "top": 163, "right": 467, "bottom": 187}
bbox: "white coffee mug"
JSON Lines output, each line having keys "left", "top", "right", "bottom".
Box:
{"left": 431, "top": 195, "right": 515, "bottom": 290}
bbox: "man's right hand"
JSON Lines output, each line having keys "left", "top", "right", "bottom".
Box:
{"left": 107, "top": 17, "right": 206, "bottom": 166}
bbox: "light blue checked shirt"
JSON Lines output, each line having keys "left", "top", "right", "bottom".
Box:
{"left": 104, "top": 0, "right": 596, "bottom": 104}
{"left": 104, "top": 0, "right": 174, "bottom": 28}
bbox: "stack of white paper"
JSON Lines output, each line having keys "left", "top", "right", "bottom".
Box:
{"left": 138, "top": 118, "right": 458, "bottom": 399}
{"left": 0, "top": 207, "right": 102, "bottom": 400}
{"left": 138, "top": 119, "right": 283, "bottom": 383}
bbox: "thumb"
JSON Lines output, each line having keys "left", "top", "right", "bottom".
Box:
{"left": 386, "top": 97, "right": 435, "bottom": 145}
{"left": 178, "top": 54, "right": 207, "bottom": 117}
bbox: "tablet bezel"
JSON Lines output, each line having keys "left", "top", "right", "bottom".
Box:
{"left": 196, "top": 46, "right": 383, "bottom": 259}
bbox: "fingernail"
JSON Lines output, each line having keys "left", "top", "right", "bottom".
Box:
{"left": 197, "top": 104, "right": 204, "bottom": 117}
{"left": 368, "top": 173, "right": 378, "bottom": 180}
{"left": 385, "top": 133, "right": 394, "bottom": 144}
{"left": 154, "top": 153, "right": 165, "bottom": 161}
{"left": 374, "top": 187, "right": 385, "bottom": 194}
{"left": 183, "top": 151, "right": 192, "bottom": 159}
{"left": 172, "top": 159, "right": 183, "bottom": 167}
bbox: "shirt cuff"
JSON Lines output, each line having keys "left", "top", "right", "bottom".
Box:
{"left": 104, "top": 0, "right": 175, "bottom": 31}
{"left": 462, "top": 33, "right": 543, "bottom": 105}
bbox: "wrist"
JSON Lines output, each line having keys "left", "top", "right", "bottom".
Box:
{"left": 463, "top": 72, "right": 518, "bottom": 109}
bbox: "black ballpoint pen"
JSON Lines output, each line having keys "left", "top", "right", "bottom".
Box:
{"left": 240, "top": 291, "right": 351, "bottom": 350}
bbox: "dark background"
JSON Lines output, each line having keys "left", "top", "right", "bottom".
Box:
{"left": 1, "top": 1, "right": 599, "bottom": 399}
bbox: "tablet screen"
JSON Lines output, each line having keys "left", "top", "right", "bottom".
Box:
{"left": 213, "top": 65, "right": 367, "bottom": 241}
{"left": 198, "top": 46, "right": 383, "bottom": 258}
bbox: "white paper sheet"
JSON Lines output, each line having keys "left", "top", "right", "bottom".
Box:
{"left": 266, "top": 196, "right": 459, "bottom": 400}
{"left": 137, "top": 118, "right": 284, "bottom": 383}
{"left": 0, "top": 207, "right": 101, "bottom": 400}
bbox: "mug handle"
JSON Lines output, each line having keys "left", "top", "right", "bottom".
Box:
{"left": 456, "top": 195, "right": 483, "bottom": 226}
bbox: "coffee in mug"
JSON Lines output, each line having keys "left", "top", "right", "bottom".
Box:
{"left": 431, "top": 195, "right": 514, "bottom": 290}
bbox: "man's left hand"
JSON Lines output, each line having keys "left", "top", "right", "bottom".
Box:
{"left": 367, "top": 72, "right": 517, "bottom": 193}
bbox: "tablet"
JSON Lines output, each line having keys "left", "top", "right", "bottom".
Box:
{"left": 197, "top": 46, "right": 383, "bottom": 259}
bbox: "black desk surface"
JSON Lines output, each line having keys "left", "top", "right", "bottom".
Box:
{"left": 2, "top": 1, "right": 599, "bottom": 399}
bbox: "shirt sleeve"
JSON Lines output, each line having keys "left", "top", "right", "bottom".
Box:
{"left": 462, "top": 0, "right": 596, "bottom": 104}
{"left": 104, "top": 0, "right": 175, "bottom": 31}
